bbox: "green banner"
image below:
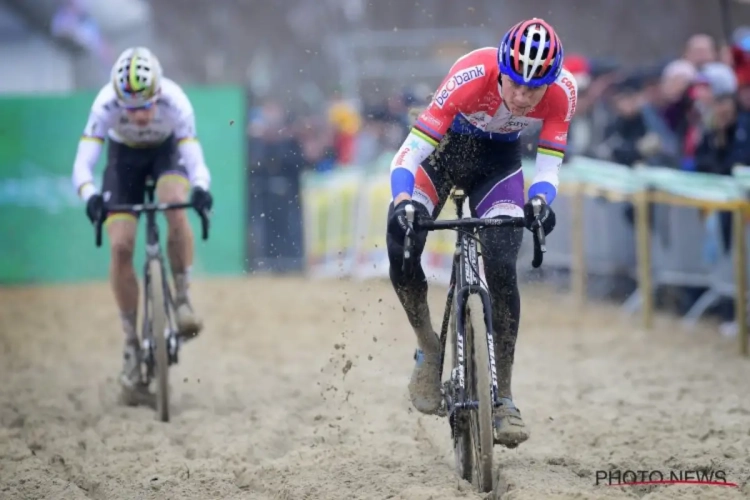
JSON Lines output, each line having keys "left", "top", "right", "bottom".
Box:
{"left": 0, "top": 86, "right": 246, "bottom": 285}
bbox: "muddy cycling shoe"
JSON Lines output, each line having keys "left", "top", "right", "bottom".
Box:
{"left": 493, "top": 397, "right": 530, "bottom": 448}
{"left": 175, "top": 298, "right": 203, "bottom": 339}
{"left": 408, "top": 349, "right": 443, "bottom": 414}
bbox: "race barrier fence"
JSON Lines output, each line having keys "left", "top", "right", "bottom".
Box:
{"left": 300, "top": 155, "right": 750, "bottom": 357}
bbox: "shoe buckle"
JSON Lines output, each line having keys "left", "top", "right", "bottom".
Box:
{"left": 413, "top": 349, "right": 424, "bottom": 364}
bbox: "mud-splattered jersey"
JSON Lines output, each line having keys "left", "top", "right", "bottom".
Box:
{"left": 390, "top": 46, "right": 578, "bottom": 205}
{"left": 71, "top": 78, "right": 210, "bottom": 200}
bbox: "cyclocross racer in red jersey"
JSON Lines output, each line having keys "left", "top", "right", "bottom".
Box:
{"left": 386, "top": 19, "right": 577, "bottom": 448}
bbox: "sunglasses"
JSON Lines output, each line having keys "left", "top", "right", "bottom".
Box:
{"left": 123, "top": 101, "right": 155, "bottom": 112}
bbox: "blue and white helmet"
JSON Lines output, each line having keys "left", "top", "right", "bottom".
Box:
{"left": 498, "top": 18, "right": 564, "bottom": 87}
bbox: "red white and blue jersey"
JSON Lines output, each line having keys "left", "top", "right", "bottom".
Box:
{"left": 390, "top": 46, "right": 578, "bottom": 205}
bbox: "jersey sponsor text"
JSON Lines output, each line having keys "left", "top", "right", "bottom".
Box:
{"left": 435, "top": 64, "right": 486, "bottom": 108}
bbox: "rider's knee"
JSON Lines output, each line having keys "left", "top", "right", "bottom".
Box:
{"left": 106, "top": 217, "right": 136, "bottom": 265}
{"left": 156, "top": 176, "right": 189, "bottom": 204}
{"left": 109, "top": 231, "right": 135, "bottom": 265}
{"left": 481, "top": 225, "right": 523, "bottom": 285}
{"left": 157, "top": 180, "right": 190, "bottom": 230}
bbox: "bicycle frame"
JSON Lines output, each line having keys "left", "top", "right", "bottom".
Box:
{"left": 140, "top": 182, "right": 180, "bottom": 371}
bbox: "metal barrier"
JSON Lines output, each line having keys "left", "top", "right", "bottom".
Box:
{"left": 623, "top": 205, "right": 713, "bottom": 314}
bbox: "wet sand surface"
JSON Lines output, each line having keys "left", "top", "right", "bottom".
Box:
{"left": 1, "top": 276, "right": 748, "bottom": 499}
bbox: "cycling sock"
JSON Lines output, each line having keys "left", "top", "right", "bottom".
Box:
{"left": 173, "top": 267, "right": 191, "bottom": 302}
{"left": 121, "top": 311, "right": 138, "bottom": 343}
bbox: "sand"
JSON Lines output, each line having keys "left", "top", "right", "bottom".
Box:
{"left": 1, "top": 276, "right": 749, "bottom": 499}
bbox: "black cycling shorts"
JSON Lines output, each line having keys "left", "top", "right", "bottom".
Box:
{"left": 101, "top": 135, "right": 188, "bottom": 218}
{"left": 412, "top": 130, "right": 525, "bottom": 219}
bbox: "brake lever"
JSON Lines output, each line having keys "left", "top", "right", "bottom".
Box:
{"left": 200, "top": 208, "right": 210, "bottom": 240}
{"left": 531, "top": 198, "right": 547, "bottom": 251}
{"left": 530, "top": 198, "right": 547, "bottom": 268}
{"left": 94, "top": 207, "right": 108, "bottom": 248}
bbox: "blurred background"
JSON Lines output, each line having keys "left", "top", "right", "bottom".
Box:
{"left": 4, "top": 0, "right": 750, "bottom": 341}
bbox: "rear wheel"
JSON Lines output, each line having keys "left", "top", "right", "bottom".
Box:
{"left": 466, "top": 293, "right": 494, "bottom": 493}
{"left": 148, "top": 259, "right": 170, "bottom": 423}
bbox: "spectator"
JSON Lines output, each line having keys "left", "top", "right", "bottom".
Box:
{"left": 684, "top": 34, "right": 718, "bottom": 70}
{"left": 563, "top": 54, "right": 592, "bottom": 157}
{"left": 694, "top": 94, "right": 750, "bottom": 176}
{"left": 327, "top": 99, "right": 361, "bottom": 166}
{"left": 354, "top": 106, "right": 389, "bottom": 166}
{"left": 652, "top": 59, "right": 701, "bottom": 167}
{"left": 246, "top": 98, "right": 307, "bottom": 272}
{"left": 730, "top": 28, "right": 750, "bottom": 114}
{"left": 681, "top": 62, "right": 740, "bottom": 169}
{"left": 296, "top": 114, "right": 336, "bottom": 172}
{"left": 593, "top": 77, "right": 674, "bottom": 167}
{"left": 570, "top": 57, "right": 621, "bottom": 158}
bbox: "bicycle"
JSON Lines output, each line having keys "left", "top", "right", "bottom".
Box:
{"left": 402, "top": 189, "right": 546, "bottom": 493}
{"left": 93, "top": 178, "right": 210, "bottom": 422}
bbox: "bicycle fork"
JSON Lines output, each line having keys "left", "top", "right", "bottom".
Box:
{"left": 446, "top": 237, "right": 503, "bottom": 413}
{"left": 142, "top": 248, "right": 181, "bottom": 369}
{"left": 452, "top": 287, "right": 501, "bottom": 410}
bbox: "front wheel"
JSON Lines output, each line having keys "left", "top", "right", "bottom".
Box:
{"left": 451, "top": 299, "right": 473, "bottom": 482}
{"left": 148, "top": 258, "right": 170, "bottom": 423}
{"left": 466, "top": 293, "right": 494, "bottom": 493}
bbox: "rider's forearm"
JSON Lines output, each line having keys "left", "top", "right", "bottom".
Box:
{"left": 389, "top": 130, "right": 436, "bottom": 201}
{"left": 71, "top": 138, "right": 104, "bottom": 201}
{"left": 529, "top": 149, "right": 562, "bottom": 205}
{"left": 177, "top": 139, "right": 211, "bottom": 190}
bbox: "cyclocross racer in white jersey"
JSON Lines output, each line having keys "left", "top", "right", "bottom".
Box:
{"left": 71, "top": 47, "right": 214, "bottom": 402}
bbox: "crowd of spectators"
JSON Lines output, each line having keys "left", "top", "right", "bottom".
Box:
{"left": 565, "top": 30, "right": 750, "bottom": 175}
{"left": 249, "top": 28, "right": 750, "bottom": 177}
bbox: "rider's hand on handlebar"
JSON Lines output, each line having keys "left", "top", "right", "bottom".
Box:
{"left": 523, "top": 195, "right": 556, "bottom": 236}
{"left": 191, "top": 187, "right": 213, "bottom": 213}
{"left": 388, "top": 199, "right": 427, "bottom": 240}
{"left": 85, "top": 193, "right": 105, "bottom": 225}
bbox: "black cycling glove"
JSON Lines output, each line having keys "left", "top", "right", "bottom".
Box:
{"left": 523, "top": 195, "right": 556, "bottom": 236}
{"left": 191, "top": 187, "right": 213, "bottom": 213}
{"left": 387, "top": 200, "right": 416, "bottom": 241}
{"left": 85, "top": 194, "right": 105, "bottom": 225}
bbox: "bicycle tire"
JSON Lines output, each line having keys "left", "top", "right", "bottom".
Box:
{"left": 466, "top": 294, "right": 494, "bottom": 493}
{"left": 148, "top": 258, "right": 170, "bottom": 422}
{"left": 451, "top": 298, "right": 473, "bottom": 482}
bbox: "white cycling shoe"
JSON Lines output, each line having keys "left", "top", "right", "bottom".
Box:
{"left": 175, "top": 298, "right": 203, "bottom": 338}
{"left": 119, "top": 342, "right": 146, "bottom": 406}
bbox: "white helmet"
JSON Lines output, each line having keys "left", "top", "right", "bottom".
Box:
{"left": 111, "top": 47, "right": 163, "bottom": 108}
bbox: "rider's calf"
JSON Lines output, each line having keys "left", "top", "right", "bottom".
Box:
{"left": 157, "top": 178, "right": 194, "bottom": 300}
{"left": 386, "top": 201, "right": 440, "bottom": 354}
{"left": 480, "top": 224, "right": 523, "bottom": 398}
{"left": 107, "top": 217, "right": 139, "bottom": 339}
